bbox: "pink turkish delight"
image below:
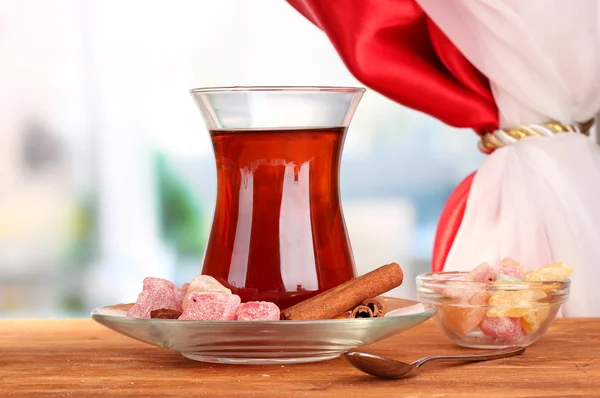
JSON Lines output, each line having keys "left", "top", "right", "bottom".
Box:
{"left": 179, "top": 292, "right": 240, "bottom": 321}
{"left": 182, "top": 275, "right": 232, "bottom": 310}
{"left": 236, "top": 301, "right": 280, "bottom": 321}
{"left": 498, "top": 257, "right": 524, "bottom": 278}
{"left": 127, "top": 277, "right": 183, "bottom": 319}
{"left": 480, "top": 316, "right": 526, "bottom": 341}
{"left": 180, "top": 282, "right": 189, "bottom": 297}
{"left": 469, "top": 262, "right": 499, "bottom": 283}
{"left": 438, "top": 273, "right": 476, "bottom": 299}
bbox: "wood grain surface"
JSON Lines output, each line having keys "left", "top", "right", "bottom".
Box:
{"left": 1, "top": 319, "right": 598, "bottom": 397}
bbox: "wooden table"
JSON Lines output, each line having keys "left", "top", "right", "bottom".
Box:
{"left": 1, "top": 319, "right": 598, "bottom": 397}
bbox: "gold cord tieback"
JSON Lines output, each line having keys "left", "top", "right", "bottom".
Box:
{"left": 479, "top": 118, "right": 595, "bottom": 153}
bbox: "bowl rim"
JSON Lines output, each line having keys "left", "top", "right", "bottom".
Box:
{"left": 416, "top": 271, "right": 571, "bottom": 288}
{"left": 189, "top": 85, "right": 366, "bottom": 94}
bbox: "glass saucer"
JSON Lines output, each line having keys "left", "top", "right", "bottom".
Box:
{"left": 91, "top": 297, "right": 435, "bottom": 365}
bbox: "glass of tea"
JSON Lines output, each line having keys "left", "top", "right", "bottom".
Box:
{"left": 191, "top": 86, "right": 365, "bottom": 309}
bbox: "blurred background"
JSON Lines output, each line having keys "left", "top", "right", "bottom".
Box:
{"left": 0, "top": 0, "right": 491, "bottom": 317}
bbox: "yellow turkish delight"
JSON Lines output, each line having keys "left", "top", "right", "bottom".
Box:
{"left": 486, "top": 289, "right": 546, "bottom": 318}
{"left": 522, "top": 305, "right": 552, "bottom": 334}
{"left": 525, "top": 262, "right": 573, "bottom": 282}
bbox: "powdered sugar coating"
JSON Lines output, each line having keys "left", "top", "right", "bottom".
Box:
{"left": 498, "top": 257, "right": 524, "bottom": 277}
{"left": 236, "top": 301, "right": 280, "bottom": 321}
{"left": 179, "top": 292, "right": 241, "bottom": 320}
{"left": 437, "top": 289, "right": 489, "bottom": 335}
{"left": 182, "top": 276, "right": 231, "bottom": 310}
{"left": 496, "top": 273, "right": 524, "bottom": 282}
{"left": 480, "top": 316, "right": 526, "bottom": 341}
{"left": 469, "top": 262, "right": 499, "bottom": 283}
{"left": 441, "top": 273, "right": 477, "bottom": 299}
{"left": 180, "top": 282, "right": 189, "bottom": 297}
{"left": 127, "top": 277, "right": 183, "bottom": 319}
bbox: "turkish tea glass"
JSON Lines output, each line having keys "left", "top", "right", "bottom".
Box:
{"left": 191, "top": 86, "right": 364, "bottom": 308}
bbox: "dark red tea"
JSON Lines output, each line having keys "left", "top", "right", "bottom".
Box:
{"left": 202, "top": 127, "right": 356, "bottom": 308}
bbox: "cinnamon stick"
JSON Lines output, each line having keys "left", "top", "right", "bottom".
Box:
{"left": 281, "top": 262, "right": 403, "bottom": 320}
{"left": 351, "top": 305, "right": 374, "bottom": 318}
{"left": 362, "top": 297, "right": 387, "bottom": 317}
{"left": 334, "top": 312, "right": 351, "bottom": 319}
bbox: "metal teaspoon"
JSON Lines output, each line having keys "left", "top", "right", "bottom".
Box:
{"left": 342, "top": 346, "right": 526, "bottom": 379}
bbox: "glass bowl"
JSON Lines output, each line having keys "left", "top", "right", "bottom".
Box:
{"left": 416, "top": 272, "right": 570, "bottom": 349}
{"left": 91, "top": 297, "right": 435, "bottom": 365}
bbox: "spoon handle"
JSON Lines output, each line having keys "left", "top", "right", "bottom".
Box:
{"left": 411, "top": 346, "right": 525, "bottom": 369}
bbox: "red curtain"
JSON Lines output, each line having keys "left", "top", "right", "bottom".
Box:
{"left": 287, "top": 0, "right": 499, "bottom": 271}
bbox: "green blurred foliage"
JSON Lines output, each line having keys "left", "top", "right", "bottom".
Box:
{"left": 155, "top": 153, "right": 206, "bottom": 258}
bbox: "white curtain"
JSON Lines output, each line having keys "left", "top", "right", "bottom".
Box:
{"left": 417, "top": 0, "right": 600, "bottom": 316}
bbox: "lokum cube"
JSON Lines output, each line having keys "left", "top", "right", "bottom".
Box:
{"left": 468, "top": 262, "right": 498, "bottom": 283}
{"left": 480, "top": 316, "right": 526, "bottom": 341}
{"left": 182, "top": 275, "right": 232, "bottom": 310}
{"left": 180, "top": 282, "right": 189, "bottom": 297}
{"left": 437, "top": 289, "right": 490, "bottom": 335}
{"left": 486, "top": 290, "right": 546, "bottom": 317}
{"left": 525, "top": 262, "right": 573, "bottom": 282}
{"left": 127, "top": 277, "right": 183, "bottom": 319}
{"left": 179, "top": 292, "right": 240, "bottom": 321}
{"left": 429, "top": 273, "right": 466, "bottom": 295}
{"left": 522, "top": 306, "right": 551, "bottom": 334}
{"left": 498, "top": 257, "right": 524, "bottom": 277}
{"left": 236, "top": 301, "right": 280, "bottom": 321}
{"left": 441, "top": 273, "right": 477, "bottom": 299}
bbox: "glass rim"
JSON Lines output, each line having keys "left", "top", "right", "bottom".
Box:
{"left": 190, "top": 85, "right": 366, "bottom": 94}
{"left": 416, "top": 271, "right": 571, "bottom": 287}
